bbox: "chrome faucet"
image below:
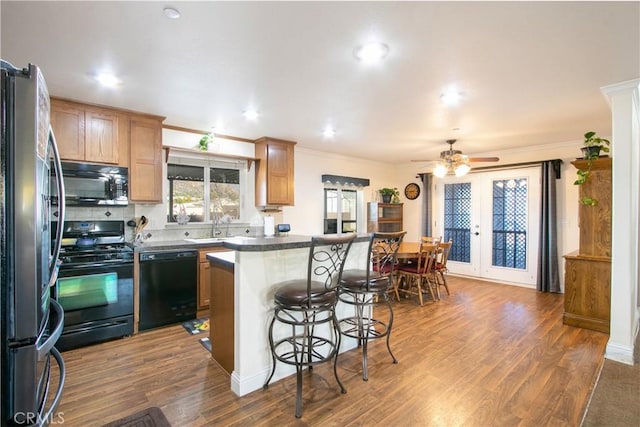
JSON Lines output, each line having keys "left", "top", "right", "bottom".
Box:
{"left": 212, "top": 215, "right": 222, "bottom": 237}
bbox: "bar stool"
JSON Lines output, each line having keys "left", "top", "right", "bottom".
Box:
{"left": 337, "top": 231, "right": 406, "bottom": 381}
{"left": 263, "top": 233, "right": 356, "bottom": 418}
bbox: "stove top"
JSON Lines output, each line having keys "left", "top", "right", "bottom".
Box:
{"left": 55, "top": 220, "right": 133, "bottom": 266}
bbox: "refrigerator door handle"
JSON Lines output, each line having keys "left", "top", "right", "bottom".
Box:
{"left": 37, "top": 347, "right": 66, "bottom": 427}
{"left": 48, "top": 128, "right": 65, "bottom": 288}
{"left": 36, "top": 299, "right": 64, "bottom": 359}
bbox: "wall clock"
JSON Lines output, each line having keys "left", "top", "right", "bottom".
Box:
{"left": 404, "top": 183, "right": 421, "bottom": 200}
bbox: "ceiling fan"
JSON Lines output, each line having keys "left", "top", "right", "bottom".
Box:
{"left": 411, "top": 139, "right": 499, "bottom": 177}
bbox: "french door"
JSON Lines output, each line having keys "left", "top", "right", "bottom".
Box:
{"left": 433, "top": 167, "right": 540, "bottom": 286}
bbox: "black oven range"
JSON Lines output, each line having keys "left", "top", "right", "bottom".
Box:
{"left": 52, "top": 220, "right": 134, "bottom": 351}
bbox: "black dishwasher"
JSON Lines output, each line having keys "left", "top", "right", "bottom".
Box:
{"left": 139, "top": 250, "right": 198, "bottom": 331}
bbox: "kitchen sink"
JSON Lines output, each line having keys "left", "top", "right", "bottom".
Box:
{"left": 184, "top": 236, "right": 256, "bottom": 244}
{"left": 184, "top": 237, "right": 228, "bottom": 244}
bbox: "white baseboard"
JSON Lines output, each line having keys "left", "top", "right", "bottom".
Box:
{"left": 605, "top": 341, "right": 634, "bottom": 365}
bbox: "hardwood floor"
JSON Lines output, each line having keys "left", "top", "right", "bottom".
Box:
{"left": 50, "top": 276, "right": 608, "bottom": 426}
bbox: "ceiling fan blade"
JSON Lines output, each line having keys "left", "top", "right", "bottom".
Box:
{"left": 468, "top": 157, "right": 500, "bottom": 162}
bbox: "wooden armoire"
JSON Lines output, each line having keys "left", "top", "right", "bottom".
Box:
{"left": 563, "top": 157, "right": 612, "bottom": 333}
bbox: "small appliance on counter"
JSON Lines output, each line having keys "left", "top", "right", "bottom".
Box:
{"left": 276, "top": 223, "right": 291, "bottom": 236}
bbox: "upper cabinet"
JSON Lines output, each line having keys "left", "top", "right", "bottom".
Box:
{"left": 254, "top": 137, "right": 296, "bottom": 207}
{"left": 129, "top": 115, "right": 164, "bottom": 203}
{"left": 51, "top": 97, "right": 165, "bottom": 204}
{"left": 51, "top": 98, "right": 119, "bottom": 164}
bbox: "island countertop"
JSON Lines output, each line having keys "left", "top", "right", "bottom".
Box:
{"left": 133, "top": 234, "right": 370, "bottom": 252}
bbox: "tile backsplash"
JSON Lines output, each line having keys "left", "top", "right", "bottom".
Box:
{"left": 64, "top": 206, "right": 264, "bottom": 244}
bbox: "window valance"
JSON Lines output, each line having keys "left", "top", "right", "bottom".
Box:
{"left": 321, "top": 174, "right": 370, "bottom": 187}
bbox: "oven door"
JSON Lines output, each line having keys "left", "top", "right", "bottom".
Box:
{"left": 54, "top": 261, "right": 133, "bottom": 350}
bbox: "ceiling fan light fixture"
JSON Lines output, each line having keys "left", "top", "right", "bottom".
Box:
{"left": 433, "top": 163, "right": 448, "bottom": 178}
{"left": 454, "top": 163, "right": 471, "bottom": 177}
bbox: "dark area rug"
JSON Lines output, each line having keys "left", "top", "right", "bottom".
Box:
{"left": 102, "top": 407, "right": 171, "bottom": 427}
{"left": 181, "top": 317, "right": 209, "bottom": 335}
{"left": 582, "top": 333, "right": 640, "bottom": 426}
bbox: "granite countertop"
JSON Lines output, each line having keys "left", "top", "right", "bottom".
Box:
{"left": 133, "top": 234, "right": 370, "bottom": 253}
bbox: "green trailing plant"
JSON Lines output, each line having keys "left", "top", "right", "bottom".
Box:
{"left": 199, "top": 132, "right": 214, "bottom": 151}
{"left": 574, "top": 131, "right": 610, "bottom": 206}
{"left": 583, "top": 131, "right": 610, "bottom": 150}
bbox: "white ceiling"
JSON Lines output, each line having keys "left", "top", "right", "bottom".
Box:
{"left": 2, "top": 1, "right": 638, "bottom": 164}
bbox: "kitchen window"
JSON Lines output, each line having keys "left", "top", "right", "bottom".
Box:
{"left": 167, "top": 163, "right": 241, "bottom": 223}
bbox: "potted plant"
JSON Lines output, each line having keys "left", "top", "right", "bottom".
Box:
{"left": 199, "top": 132, "right": 214, "bottom": 151}
{"left": 574, "top": 131, "right": 610, "bottom": 206}
{"left": 581, "top": 131, "right": 610, "bottom": 159}
{"left": 379, "top": 187, "right": 399, "bottom": 203}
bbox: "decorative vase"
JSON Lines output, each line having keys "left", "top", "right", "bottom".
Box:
{"left": 381, "top": 194, "right": 392, "bottom": 203}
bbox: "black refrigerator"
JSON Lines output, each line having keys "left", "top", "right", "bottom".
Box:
{"left": 1, "top": 61, "right": 66, "bottom": 426}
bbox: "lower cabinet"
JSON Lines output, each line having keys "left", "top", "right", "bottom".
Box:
{"left": 209, "top": 258, "right": 234, "bottom": 375}
{"left": 563, "top": 251, "right": 611, "bottom": 333}
{"left": 197, "top": 247, "right": 229, "bottom": 315}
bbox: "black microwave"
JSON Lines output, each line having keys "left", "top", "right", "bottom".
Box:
{"left": 51, "top": 161, "right": 128, "bottom": 206}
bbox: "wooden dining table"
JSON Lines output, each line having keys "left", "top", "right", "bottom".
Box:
{"left": 395, "top": 242, "right": 440, "bottom": 260}
{"left": 396, "top": 242, "right": 421, "bottom": 260}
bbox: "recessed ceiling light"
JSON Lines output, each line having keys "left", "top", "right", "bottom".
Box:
{"left": 94, "top": 72, "right": 120, "bottom": 88}
{"left": 243, "top": 110, "right": 259, "bottom": 120}
{"left": 163, "top": 7, "right": 181, "bottom": 19}
{"left": 441, "top": 87, "right": 463, "bottom": 106}
{"left": 353, "top": 42, "right": 389, "bottom": 63}
{"left": 323, "top": 127, "right": 336, "bottom": 138}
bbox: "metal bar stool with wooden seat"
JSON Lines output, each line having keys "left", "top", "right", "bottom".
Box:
{"left": 263, "top": 233, "right": 356, "bottom": 418}
{"left": 337, "top": 231, "right": 406, "bottom": 381}
{"left": 396, "top": 242, "right": 439, "bottom": 306}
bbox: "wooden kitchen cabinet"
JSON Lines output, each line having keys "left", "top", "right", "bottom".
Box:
{"left": 51, "top": 98, "right": 119, "bottom": 164}
{"left": 563, "top": 158, "right": 611, "bottom": 333}
{"left": 129, "top": 115, "right": 164, "bottom": 203}
{"left": 254, "top": 137, "right": 296, "bottom": 207}
{"left": 197, "top": 247, "right": 230, "bottom": 316}
{"left": 367, "top": 202, "right": 403, "bottom": 232}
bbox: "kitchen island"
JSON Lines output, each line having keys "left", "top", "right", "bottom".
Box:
{"left": 207, "top": 234, "right": 369, "bottom": 397}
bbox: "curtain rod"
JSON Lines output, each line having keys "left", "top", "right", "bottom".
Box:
{"left": 470, "top": 159, "right": 562, "bottom": 173}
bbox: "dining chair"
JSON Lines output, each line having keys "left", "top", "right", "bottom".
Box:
{"left": 395, "top": 242, "right": 439, "bottom": 306}
{"left": 337, "top": 231, "right": 406, "bottom": 381}
{"left": 263, "top": 233, "right": 356, "bottom": 418}
{"left": 434, "top": 240, "right": 453, "bottom": 296}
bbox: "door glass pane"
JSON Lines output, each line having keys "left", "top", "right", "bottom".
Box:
{"left": 57, "top": 273, "right": 118, "bottom": 311}
{"left": 324, "top": 189, "right": 338, "bottom": 234}
{"left": 341, "top": 190, "right": 357, "bottom": 233}
{"left": 443, "top": 183, "right": 471, "bottom": 262}
{"left": 492, "top": 178, "right": 528, "bottom": 269}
